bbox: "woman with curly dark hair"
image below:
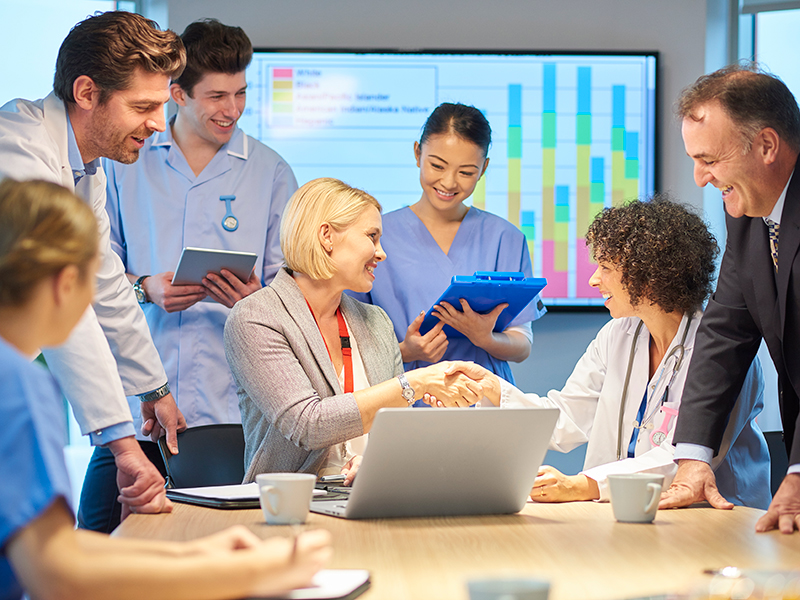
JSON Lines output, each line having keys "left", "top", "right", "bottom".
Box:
{"left": 445, "top": 196, "right": 771, "bottom": 509}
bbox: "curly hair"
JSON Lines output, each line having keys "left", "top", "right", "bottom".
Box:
{"left": 585, "top": 196, "right": 718, "bottom": 314}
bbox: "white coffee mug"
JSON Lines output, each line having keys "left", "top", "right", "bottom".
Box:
{"left": 607, "top": 473, "right": 665, "bottom": 523}
{"left": 256, "top": 473, "right": 316, "bottom": 525}
{"left": 467, "top": 578, "right": 550, "bottom": 600}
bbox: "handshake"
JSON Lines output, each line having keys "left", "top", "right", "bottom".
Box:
{"left": 407, "top": 360, "right": 503, "bottom": 408}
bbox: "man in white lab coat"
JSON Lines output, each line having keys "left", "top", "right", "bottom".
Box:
{"left": 0, "top": 11, "right": 187, "bottom": 525}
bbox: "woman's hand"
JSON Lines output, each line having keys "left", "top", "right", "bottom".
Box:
{"left": 407, "top": 362, "right": 483, "bottom": 407}
{"left": 530, "top": 466, "right": 599, "bottom": 503}
{"left": 341, "top": 455, "right": 362, "bottom": 486}
{"left": 143, "top": 271, "right": 207, "bottom": 313}
{"left": 399, "top": 311, "right": 449, "bottom": 363}
{"left": 432, "top": 299, "right": 507, "bottom": 349}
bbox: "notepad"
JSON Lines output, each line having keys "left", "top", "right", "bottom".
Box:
{"left": 166, "top": 483, "right": 326, "bottom": 510}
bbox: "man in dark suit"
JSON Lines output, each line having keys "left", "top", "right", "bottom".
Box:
{"left": 660, "top": 64, "right": 800, "bottom": 534}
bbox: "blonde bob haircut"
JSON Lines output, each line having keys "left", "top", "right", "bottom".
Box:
{"left": 281, "top": 178, "right": 381, "bottom": 280}
{"left": 0, "top": 179, "right": 99, "bottom": 306}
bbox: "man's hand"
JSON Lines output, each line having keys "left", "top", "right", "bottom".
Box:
{"left": 143, "top": 271, "right": 206, "bottom": 312}
{"left": 106, "top": 436, "right": 172, "bottom": 520}
{"left": 659, "top": 459, "right": 734, "bottom": 510}
{"left": 398, "top": 311, "right": 448, "bottom": 363}
{"left": 203, "top": 269, "right": 262, "bottom": 308}
{"left": 140, "top": 392, "right": 187, "bottom": 453}
{"left": 756, "top": 473, "right": 800, "bottom": 534}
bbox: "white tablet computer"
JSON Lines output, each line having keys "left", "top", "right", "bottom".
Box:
{"left": 171, "top": 247, "right": 258, "bottom": 285}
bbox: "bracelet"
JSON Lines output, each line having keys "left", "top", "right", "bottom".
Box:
{"left": 138, "top": 382, "right": 170, "bottom": 403}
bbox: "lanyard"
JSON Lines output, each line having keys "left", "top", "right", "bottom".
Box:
{"left": 615, "top": 314, "right": 693, "bottom": 460}
{"left": 306, "top": 301, "right": 353, "bottom": 393}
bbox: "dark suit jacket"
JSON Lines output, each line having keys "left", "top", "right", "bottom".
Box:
{"left": 674, "top": 155, "right": 800, "bottom": 466}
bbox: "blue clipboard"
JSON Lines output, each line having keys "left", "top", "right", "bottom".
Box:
{"left": 418, "top": 271, "right": 547, "bottom": 338}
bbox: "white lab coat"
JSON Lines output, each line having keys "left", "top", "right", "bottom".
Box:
{"left": 500, "top": 312, "right": 771, "bottom": 509}
{"left": 0, "top": 93, "right": 167, "bottom": 436}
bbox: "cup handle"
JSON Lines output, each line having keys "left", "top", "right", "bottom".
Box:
{"left": 262, "top": 485, "right": 282, "bottom": 516}
{"left": 644, "top": 482, "right": 661, "bottom": 514}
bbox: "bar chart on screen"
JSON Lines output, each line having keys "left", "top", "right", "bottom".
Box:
{"left": 240, "top": 52, "right": 657, "bottom": 305}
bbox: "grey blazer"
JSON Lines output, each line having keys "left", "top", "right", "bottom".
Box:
{"left": 224, "top": 268, "right": 403, "bottom": 481}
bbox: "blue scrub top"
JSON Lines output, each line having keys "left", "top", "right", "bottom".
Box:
{"left": 105, "top": 119, "right": 297, "bottom": 429}
{"left": 352, "top": 206, "right": 545, "bottom": 387}
{"left": 0, "top": 338, "right": 72, "bottom": 600}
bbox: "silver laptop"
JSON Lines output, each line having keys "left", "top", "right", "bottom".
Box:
{"left": 310, "top": 406, "right": 559, "bottom": 519}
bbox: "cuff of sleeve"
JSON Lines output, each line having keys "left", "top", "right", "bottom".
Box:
{"left": 89, "top": 421, "right": 136, "bottom": 446}
{"left": 673, "top": 443, "right": 713, "bottom": 464}
{"left": 787, "top": 464, "right": 800, "bottom": 476}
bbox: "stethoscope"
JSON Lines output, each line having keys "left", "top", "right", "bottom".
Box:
{"left": 220, "top": 195, "right": 238, "bottom": 231}
{"left": 615, "top": 313, "right": 693, "bottom": 460}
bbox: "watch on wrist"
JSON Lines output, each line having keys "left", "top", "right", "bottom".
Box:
{"left": 133, "top": 275, "right": 151, "bottom": 304}
{"left": 138, "top": 382, "right": 170, "bottom": 403}
{"left": 397, "top": 373, "right": 416, "bottom": 406}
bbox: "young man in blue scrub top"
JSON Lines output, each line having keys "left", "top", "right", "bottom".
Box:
{"left": 0, "top": 12, "right": 187, "bottom": 526}
{"left": 95, "top": 19, "right": 297, "bottom": 531}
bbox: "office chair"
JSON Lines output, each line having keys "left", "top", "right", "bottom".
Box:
{"left": 157, "top": 424, "right": 246, "bottom": 489}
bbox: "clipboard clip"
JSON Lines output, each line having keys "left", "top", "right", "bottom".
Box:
{"left": 473, "top": 271, "right": 525, "bottom": 281}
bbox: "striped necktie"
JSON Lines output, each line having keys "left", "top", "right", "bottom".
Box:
{"left": 766, "top": 218, "right": 780, "bottom": 272}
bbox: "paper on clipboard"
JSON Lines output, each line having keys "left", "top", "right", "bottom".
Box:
{"left": 166, "top": 483, "right": 326, "bottom": 509}
{"left": 419, "top": 271, "right": 547, "bottom": 338}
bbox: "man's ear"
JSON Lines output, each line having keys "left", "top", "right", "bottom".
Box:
{"left": 72, "top": 76, "right": 101, "bottom": 111}
{"left": 171, "top": 83, "right": 187, "bottom": 106}
{"left": 758, "top": 127, "right": 780, "bottom": 166}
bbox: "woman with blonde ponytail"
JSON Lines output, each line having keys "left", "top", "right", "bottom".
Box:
{"left": 0, "top": 179, "right": 330, "bottom": 600}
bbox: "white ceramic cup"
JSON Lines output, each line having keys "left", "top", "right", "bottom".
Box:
{"left": 467, "top": 578, "right": 550, "bottom": 600}
{"left": 607, "top": 473, "right": 665, "bottom": 523}
{"left": 256, "top": 473, "right": 316, "bottom": 525}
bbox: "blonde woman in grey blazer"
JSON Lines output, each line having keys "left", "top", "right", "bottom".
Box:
{"left": 225, "top": 178, "right": 482, "bottom": 483}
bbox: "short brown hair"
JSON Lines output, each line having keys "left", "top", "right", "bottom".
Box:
{"left": 586, "top": 196, "right": 718, "bottom": 315}
{"left": 281, "top": 178, "right": 382, "bottom": 280}
{"left": 676, "top": 62, "right": 800, "bottom": 152}
{"left": 0, "top": 179, "right": 99, "bottom": 306}
{"left": 54, "top": 11, "right": 186, "bottom": 106}
{"left": 174, "top": 19, "right": 253, "bottom": 97}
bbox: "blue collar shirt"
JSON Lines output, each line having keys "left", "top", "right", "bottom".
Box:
{"left": 104, "top": 118, "right": 297, "bottom": 429}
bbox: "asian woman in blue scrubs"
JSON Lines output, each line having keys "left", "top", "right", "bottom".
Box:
{"left": 351, "top": 103, "right": 545, "bottom": 390}
{"left": 0, "top": 179, "right": 330, "bottom": 600}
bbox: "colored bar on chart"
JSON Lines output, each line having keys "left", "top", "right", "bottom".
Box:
{"left": 521, "top": 210, "right": 535, "bottom": 263}
{"left": 576, "top": 157, "right": 607, "bottom": 298}
{"left": 624, "top": 131, "right": 640, "bottom": 201}
{"left": 611, "top": 85, "right": 626, "bottom": 206}
{"left": 507, "top": 84, "right": 522, "bottom": 226}
{"left": 271, "top": 68, "right": 294, "bottom": 127}
{"left": 472, "top": 175, "right": 486, "bottom": 209}
{"left": 541, "top": 65, "right": 565, "bottom": 297}
{"left": 576, "top": 67, "right": 592, "bottom": 246}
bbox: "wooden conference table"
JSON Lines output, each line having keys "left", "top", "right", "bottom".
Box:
{"left": 115, "top": 501, "right": 800, "bottom": 600}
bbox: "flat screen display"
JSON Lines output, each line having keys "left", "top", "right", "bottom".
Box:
{"left": 241, "top": 50, "right": 658, "bottom": 306}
